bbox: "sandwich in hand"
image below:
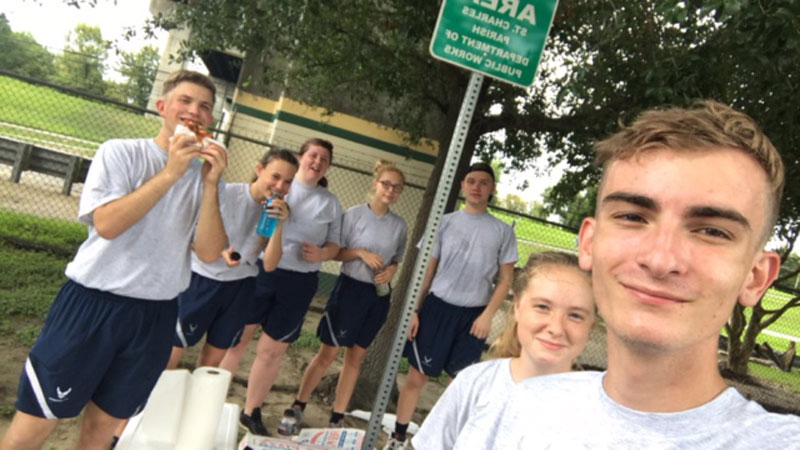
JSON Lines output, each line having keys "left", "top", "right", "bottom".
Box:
{"left": 180, "top": 118, "right": 212, "bottom": 143}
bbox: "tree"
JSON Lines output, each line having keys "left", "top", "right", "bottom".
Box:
{"left": 135, "top": 0, "right": 800, "bottom": 387}
{"left": 0, "top": 14, "right": 56, "bottom": 80}
{"left": 117, "top": 45, "right": 160, "bottom": 107}
{"left": 543, "top": 186, "right": 595, "bottom": 230}
{"left": 55, "top": 23, "right": 109, "bottom": 95}
{"left": 487, "top": 160, "right": 504, "bottom": 206}
{"left": 528, "top": 200, "right": 549, "bottom": 220}
{"left": 500, "top": 194, "right": 530, "bottom": 214}
{"left": 778, "top": 253, "right": 800, "bottom": 290}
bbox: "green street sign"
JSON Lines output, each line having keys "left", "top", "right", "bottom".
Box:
{"left": 430, "top": 0, "right": 559, "bottom": 88}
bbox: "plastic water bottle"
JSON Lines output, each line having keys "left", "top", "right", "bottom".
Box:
{"left": 374, "top": 267, "right": 391, "bottom": 297}
{"left": 375, "top": 282, "right": 391, "bottom": 297}
{"left": 256, "top": 193, "right": 281, "bottom": 237}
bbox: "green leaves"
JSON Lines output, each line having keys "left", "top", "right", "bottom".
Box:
{"left": 0, "top": 14, "right": 57, "bottom": 80}
{"left": 152, "top": 0, "right": 800, "bottom": 248}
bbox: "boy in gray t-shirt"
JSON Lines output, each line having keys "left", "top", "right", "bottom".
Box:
{"left": 487, "top": 102, "right": 800, "bottom": 448}
{"left": 1, "top": 70, "right": 228, "bottom": 449}
{"left": 384, "top": 162, "right": 518, "bottom": 449}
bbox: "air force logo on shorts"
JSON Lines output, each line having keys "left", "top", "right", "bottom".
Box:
{"left": 47, "top": 386, "right": 72, "bottom": 403}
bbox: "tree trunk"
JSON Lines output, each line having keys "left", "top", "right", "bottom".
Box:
{"left": 349, "top": 74, "right": 488, "bottom": 411}
{"left": 726, "top": 303, "right": 747, "bottom": 373}
{"left": 727, "top": 302, "right": 766, "bottom": 374}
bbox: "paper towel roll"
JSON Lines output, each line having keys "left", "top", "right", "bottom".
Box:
{"left": 138, "top": 369, "right": 191, "bottom": 445}
{"left": 175, "top": 366, "right": 232, "bottom": 450}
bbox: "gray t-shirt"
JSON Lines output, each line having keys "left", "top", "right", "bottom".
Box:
{"left": 277, "top": 179, "right": 343, "bottom": 273}
{"left": 491, "top": 371, "right": 800, "bottom": 449}
{"left": 340, "top": 203, "right": 408, "bottom": 284}
{"left": 427, "top": 210, "right": 518, "bottom": 307}
{"left": 412, "top": 358, "right": 514, "bottom": 450}
{"left": 191, "top": 182, "right": 262, "bottom": 281}
{"left": 65, "top": 138, "right": 204, "bottom": 300}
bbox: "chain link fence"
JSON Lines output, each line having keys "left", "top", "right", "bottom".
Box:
{"left": 1, "top": 70, "right": 799, "bottom": 413}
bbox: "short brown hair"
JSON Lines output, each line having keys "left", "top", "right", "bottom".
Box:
{"left": 299, "top": 138, "right": 334, "bottom": 188}
{"left": 162, "top": 70, "right": 217, "bottom": 101}
{"left": 250, "top": 148, "right": 299, "bottom": 183}
{"left": 595, "top": 101, "right": 784, "bottom": 237}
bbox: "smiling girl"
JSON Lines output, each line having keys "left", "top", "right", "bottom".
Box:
{"left": 230, "top": 138, "right": 344, "bottom": 437}
{"left": 411, "top": 251, "right": 595, "bottom": 449}
{"left": 281, "top": 160, "right": 408, "bottom": 432}
{"left": 167, "top": 148, "right": 297, "bottom": 370}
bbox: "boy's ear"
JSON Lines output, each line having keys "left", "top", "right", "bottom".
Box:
{"left": 738, "top": 250, "right": 781, "bottom": 307}
{"left": 155, "top": 98, "right": 166, "bottom": 116}
{"left": 578, "top": 217, "right": 595, "bottom": 271}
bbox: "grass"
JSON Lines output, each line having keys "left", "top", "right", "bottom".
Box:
{"left": 491, "top": 207, "right": 580, "bottom": 267}
{"left": 749, "top": 362, "right": 800, "bottom": 393}
{"left": 0, "top": 75, "right": 161, "bottom": 156}
{"left": 0, "top": 240, "right": 68, "bottom": 348}
{"left": 0, "top": 240, "right": 67, "bottom": 318}
{"left": 292, "top": 330, "right": 323, "bottom": 350}
{"left": 0, "top": 210, "right": 86, "bottom": 253}
{"left": 0, "top": 405, "right": 15, "bottom": 419}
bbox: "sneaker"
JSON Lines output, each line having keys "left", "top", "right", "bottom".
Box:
{"left": 327, "top": 418, "right": 344, "bottom": 428}
{"left": 277, "top": 405, "right": 303, "bottom": 436}
{"left": 239, "top": 407, "right": 271, "bottom": 436}
{"left": 382, "top": 433, "right": 408, "bottom": 450}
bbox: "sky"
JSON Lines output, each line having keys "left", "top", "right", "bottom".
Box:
{"left": 1, "top": 0, "right": 562, "bottom": 204}
{"left": 1, "top": 0, "right": 168, "bottom": 57}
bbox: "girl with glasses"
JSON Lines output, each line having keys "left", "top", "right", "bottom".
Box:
{"left": 281, "top": 160, "right": 408, "bottom": 432}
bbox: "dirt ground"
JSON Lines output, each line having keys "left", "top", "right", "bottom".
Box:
{"left": 0, "top": 301, "right": 446, "bottom": 450}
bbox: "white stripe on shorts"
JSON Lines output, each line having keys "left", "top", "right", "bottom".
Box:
{"left": 323, "top": 312, "right": 340, "bottom": 347}
{"left": 277, "top": 323, "right": 301, "bottom": 343}
{"left": 25, "top": 357, "right": 56, "bottom": 419}
{"left": 175, "top": 320, "right": 188, "bottom": 348}
{"left": 411, "top": 340, "right": 426, "bottom": 376}
{"left": 229, "top": 327, "right": 244, "bottom": 349}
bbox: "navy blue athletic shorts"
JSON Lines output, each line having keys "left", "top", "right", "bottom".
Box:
{"left": 316, "top": 274, "right": 390, "bottom": 349}
{"left": 403, "top": 293, "right": 485, "bottom": 378}
{"left": 246, "top": 265, "right": 318, "bottom": 343}
{"left": 15, "top": 280, "right": 177, "bottom": 419}
{"left": 173, "top": 272, "right": 254, "bottom": 349}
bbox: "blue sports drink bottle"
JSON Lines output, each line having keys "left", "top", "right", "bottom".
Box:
{"left": 256, "top": 193, "right": 281, "bottom": 237}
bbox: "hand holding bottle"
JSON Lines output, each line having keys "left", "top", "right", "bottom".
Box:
{"left": 256, "top": 193, "right": 287, "bottom": 237}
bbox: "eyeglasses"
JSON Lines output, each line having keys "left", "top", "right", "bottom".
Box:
{"left": 378, "top": 180, "right": 404, "bottom": 193}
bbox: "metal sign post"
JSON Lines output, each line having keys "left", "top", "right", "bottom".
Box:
{"left": 361, "top": 72, "right": 485, "bottom": 449}
{"left": 361, "top": 1, "right": 559, "bottom": 447}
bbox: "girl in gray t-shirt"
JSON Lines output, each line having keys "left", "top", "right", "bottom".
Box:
{"left": 232, "top": 138, "right": 344, "bottom": 438}
{"left": 413, "top": 252, "right": 596, "bottom": 450}
{"left": 168, "top": 148, "right": 298, "bottom": 370}
{"left": 287, "top": 161, "right": 408, "bottom": 430}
